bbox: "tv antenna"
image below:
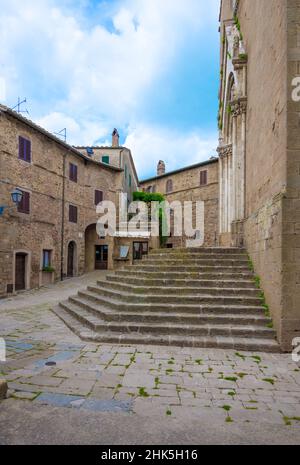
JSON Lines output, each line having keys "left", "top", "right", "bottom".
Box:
{"left": 12, "top": 97, "right": 29, "bottom": 115}
{"left": 54, "top": 128, "right": 67, "bottom": 143}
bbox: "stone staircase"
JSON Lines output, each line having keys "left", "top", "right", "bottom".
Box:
{"left": 52, "top": 248, "right": 280, "bottom": 352}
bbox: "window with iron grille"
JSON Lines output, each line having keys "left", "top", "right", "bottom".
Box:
{"left": 18, "top": 136, "right": 31, "bottom": 163}
{"left": 200, "top": 170, "right": 208, "bottom": 186}
{"left": 69, "top": 163, "right": 78, "bottom": 183}
{"left": 17, "top": 190, "right": 30, "bottom": 214}
{"left": 69, "top": 205, "right": 78, "bottom": 223}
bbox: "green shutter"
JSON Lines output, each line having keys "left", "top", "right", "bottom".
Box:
{"left": 102, "top": 156, "right": 110, "bottom": 164}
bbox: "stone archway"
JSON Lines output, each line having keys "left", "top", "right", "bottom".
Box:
{"left": 85, "top": 223, "right": 110, "bottom": 271}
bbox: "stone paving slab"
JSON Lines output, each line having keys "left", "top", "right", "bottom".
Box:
{"left": 0, "top": 298, "right": 300, "bottom": 444}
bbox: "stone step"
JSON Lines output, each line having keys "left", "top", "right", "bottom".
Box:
{"left": 67, "top": 295, "right": 272, "bottom": 326}
{"left": 114, "top": 270, "right": 254, "bottom": 280}
{"left": 107, "top": 275, "right": 256, "bottom": 289}
{"left": 52, "top": 305, "right": 280, "bottom": 352}
{"left": 59, "top": 300, "right": 275, "bottom": 339}
{"left": 146, "top": 253, "right": 248, "bottom": 260}
{"left": 86, "top": 285, "right": 263, "bottom": 306}
{"left": 139, "top": 259, "right": 250, "bottom": 266}
{"left": 77, "top": 290, "right": 267, "bottom": 316}
{"left": 150, "top": 248, "right": 246, "bottom": 255}
{"left": 127, "top": 265, "right": 251, "bottom": 273}
{"left": 97, "top": 279, "right": 261, "bottom": 297}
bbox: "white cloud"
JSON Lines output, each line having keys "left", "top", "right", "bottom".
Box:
{"left": 0, "top": 0, "right": 220, "bottom": 176}
{"left": 125, "top": 125, "right": 218, "bottom": 179}
{"left": 36, "top": 112, "right": 108, "bottom": 146}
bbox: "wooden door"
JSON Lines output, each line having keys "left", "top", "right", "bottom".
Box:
{"left": 67, "top": 242, "right": 75, "bottom": 277}
{"left": 95, "top": 245, "right": 108, "bottom": 270}
{"left": 15, "top": 254, "right": 26, "bottom": 291}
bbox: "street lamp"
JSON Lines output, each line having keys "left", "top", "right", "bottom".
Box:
{"left": 11, "top": 188, "right": 23, "bottom": 205}
{"left": 0, "top": 188, "right": 23, "bottom": 216}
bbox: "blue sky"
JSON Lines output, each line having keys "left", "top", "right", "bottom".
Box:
{"left": 0, "top": 0, "right": 220, "bottom": 179}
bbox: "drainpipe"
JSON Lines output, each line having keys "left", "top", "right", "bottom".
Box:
{"left": 60, "top": 153, "right": 66, "bottom": 281}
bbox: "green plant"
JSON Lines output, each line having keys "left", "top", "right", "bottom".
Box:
{"left": 138, "top": 387, "right": 149, "bottom": 397}
{"left": 227, "top": 51, "right": 232, "bottom": 60}
{"left": 262, "top": 378, "right": 275, "bottom": 385}
{"left": 239, "top": 53, "right": 248, "bottom": 61}
{"left": 254, "top": 275, "right": 261, "bottom": 288}
{"left": 225, "top": 416, "right": 233, "bottom": 423}
{"left": 227, "top": 104, "right": 232, "bottom": 115}
{"left": 42, "top": 266, "right": 55, "bottom": 273}
{"left": 224, "top": 376, "right": 238, "bottom": 383}
{"left": 234, "top": 15, "right": 243, "bottom": 41}
{"left": 222, "top": 405, "right": 232, "bottom": 412}
{"left": 166, "top": 409, "right": 172, "bottom": 416}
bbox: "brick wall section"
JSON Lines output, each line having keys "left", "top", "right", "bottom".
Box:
{"left": 140, "top": 160, "right": 219, "bottom": 247}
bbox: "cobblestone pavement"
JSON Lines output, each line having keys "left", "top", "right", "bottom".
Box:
{"left": 0, "top": 278, "right": 300, "bottom": 444}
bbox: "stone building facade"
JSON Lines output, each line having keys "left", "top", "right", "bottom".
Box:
{"left": 218, "top": 0, "right": 300, "bottom": 350}
{"left": 0, "top": 105, "right": 148, "bottom": 298}
{"left": 140, "top": 159, "right": 219, "bottom": 248}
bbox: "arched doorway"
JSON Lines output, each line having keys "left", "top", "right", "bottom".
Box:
{"left": 67, "top": 241, "right": 77, "bottom": 277}
{"left": 85, "top": 223, "right": 109, "bottom": 271}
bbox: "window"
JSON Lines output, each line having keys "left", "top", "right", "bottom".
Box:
{"left": 95, "top": 190, "right": 103, "bottom": 205}
{"left": 69, "top": 205, "right": 78, "bottom": 223}
{"left": 200, "top": 170, "right": 208, "bottom": 186}
{"left": 133, "top": 242, "right": 148, "bottom": 260}
{"left": 166, "top": 179, "right": 173, "bottom": 193}
{"left": 69, "top": 163, "right": 78, "bottom": 183}
{"left": 18, "top": 136, "right": 31, "bottom": 163}
{"left": 43, "top": 250, "right": 52, "bottom": 268}
{"left": 129, "top": 174, "right": 132, "bottom": 187}
{"left": 102, "top": 156, "right": 110, "bottom": 164}
{"left": 17, "top": 190, "right": 30, "bottom": 214}
{"left": 124, "top": 164, "right": 128, "bottom": 179}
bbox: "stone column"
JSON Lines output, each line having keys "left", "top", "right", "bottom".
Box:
{"left": 219, "top": 156, "right": 223, "bottom": 233}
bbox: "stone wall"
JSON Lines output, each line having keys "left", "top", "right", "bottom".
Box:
{"left": 140, "top": 160, "right": 219, "bottom": 247}
{"left": 282, "top": 0, "right": 300, "bottom": 350}
{"left": 0, "top": 110, "right": 123, "bottom": 296}
{"left": 236, "top": 0, "right": 288, "bottom": 348}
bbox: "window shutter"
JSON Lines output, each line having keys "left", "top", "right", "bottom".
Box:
{"left": 200, "top": 170, "right": 208, "bottom": 186}
{"left": 69, "top": 163, "right": 77, "bottom": 182}
{"left": 18, "top": 137, "right": 31, "bottom": 163}
{"left": 95, "top": 190, "right": 103, "bottom": 205}
{"left": 69, "top": 205, "right": 78, "bottom": 223}
{"left": 18, "top": 191, "right": 30, "bottom": 214}
{"left": 73, "top": 165, "right": 77, "bottom": 182}
{"left": 24, "top": 192, "right": 30, "bottom": 213}
{"left": 25, "top": 139, "right": 31, "bottom": 162}
{"left": 19, "top": 136, "right": 24, "bottom": 160}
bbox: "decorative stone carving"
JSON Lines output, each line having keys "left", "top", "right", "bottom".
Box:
{"left": 217, "top": 144, "right": 233, "bottom": 159}
{"left": 230, "top": 98, "right": 247, "bottom": 117}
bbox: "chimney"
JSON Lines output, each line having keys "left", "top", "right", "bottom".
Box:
{"left": 112, "top": 128, "right": 119, "bottom": 147}
{"left": 157, "top": 160, "right": 166, "bottom": 176}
